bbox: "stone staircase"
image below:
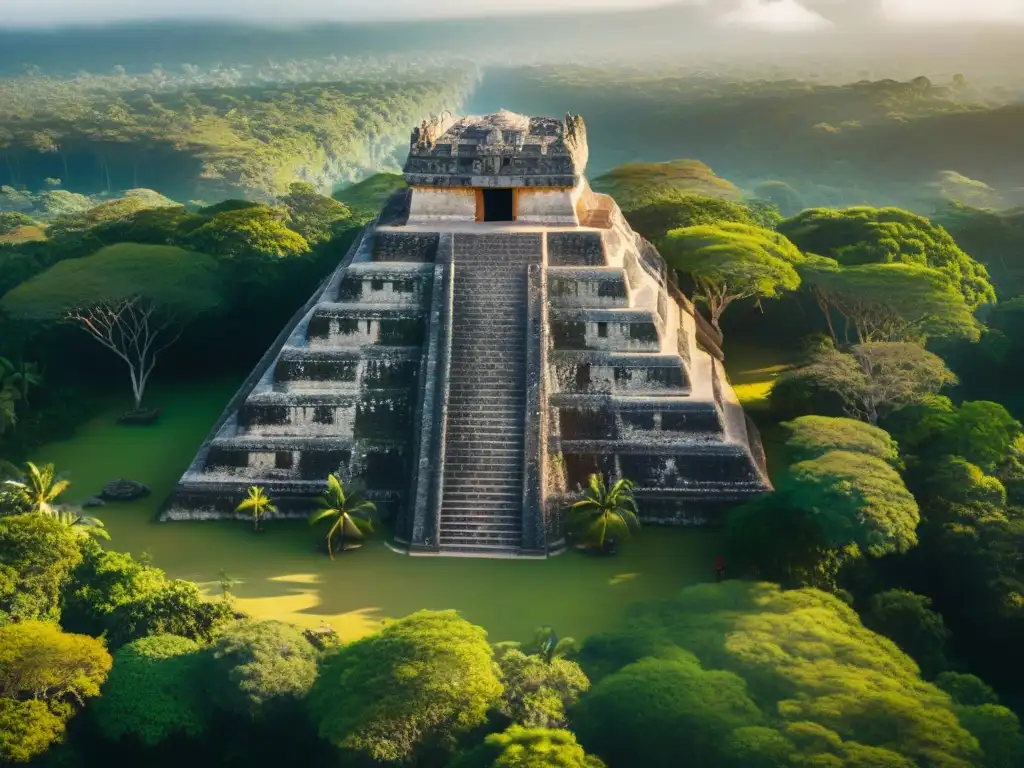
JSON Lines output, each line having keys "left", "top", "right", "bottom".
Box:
{"left": 439, "top": 234, "right": 542, "bottom": 554}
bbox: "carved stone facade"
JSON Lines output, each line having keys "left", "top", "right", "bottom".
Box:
{"left": 404, "top": 109, "right": 587, "bottom": 189}
{"left": 164, "top": 113, "right": 770, "bottom": 558}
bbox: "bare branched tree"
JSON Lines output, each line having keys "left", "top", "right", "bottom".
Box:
{"left": 67, "top": 295, "right": 182, "bottom": 411}
{"left": 790, "top": 342, "right": 957, "bottom": 425}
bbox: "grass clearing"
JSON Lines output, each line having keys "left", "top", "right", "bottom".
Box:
{"left": 724, "top": 339, "right": 795, "bottom": 412}
{"left": 724, "top": 339, "right": 798, "bottom": 480}
{"left": 31, "top": 376, "right": 720, "bottom": 644}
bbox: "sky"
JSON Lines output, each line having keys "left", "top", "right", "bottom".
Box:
{"left": 2, "top": 0, "right": 1023, "bottom": 28}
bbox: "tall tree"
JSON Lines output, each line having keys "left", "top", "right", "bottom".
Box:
{"left": 1, "top": 244, "right": 220, "bottom": 411}
{"left": 0, "top": 621, "right": 111, "bottom": 763}
{"left": 308, "top": 610, "right": 503, "bottom": 764}
{"left": 92, "top": 634, "right": 208, "bottom": 746}
{"left": 206, "top": 620, "right": 319, "bottom": 719}
{"left": 779, "top": 206, "right": 995, "bottom": 311}
{"left": 798, "top": 259, "right": 980, "bottom": 344}
{"left": 0, "top": 514, "right": 82, "bottom": 623}
{"left": 780, "top": 450, "right": 920, "bottom": 558}
{"left": 661, "top": 222, "right": 803, "bottom": 334}
{"left": 624, "top": 193, "right": 754, "bottom": 244}
{"left": 783, "top": 342, "right": 957, "bottom": 425}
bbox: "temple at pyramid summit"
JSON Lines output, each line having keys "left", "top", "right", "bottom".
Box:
{"left": 163, "top": 110, "right": 771, "bottom": 557}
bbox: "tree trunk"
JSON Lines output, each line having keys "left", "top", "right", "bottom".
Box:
{"left": 813, "top": 289, "right": 838, "bottom": 345}
{"left": 711, "top": 304, "right": 725, "bottom": 333}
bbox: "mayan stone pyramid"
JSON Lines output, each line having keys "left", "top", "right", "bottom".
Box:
{"left": 164, "top": 110, "right": 771, "bottom": 557}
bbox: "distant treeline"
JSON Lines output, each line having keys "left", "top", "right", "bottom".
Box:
{"left": 472, "top": 66, "right": 1024, "bottom": 211}
{"left": 0, "top": 68, "right": 475, "bottom": 200}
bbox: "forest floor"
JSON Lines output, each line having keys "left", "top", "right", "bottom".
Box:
{"left": 31, "top": 376, "right": 721, "bottom": 644}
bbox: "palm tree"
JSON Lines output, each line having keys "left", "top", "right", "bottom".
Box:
{"left": 568, "top": 474, "right": 641, "bottom": 554}
{"left": 308, "top": 474, "right": 376, "bottom": 559}
{"left": 235, "top": 486, "right": 277, "bottom": 532}
{"left": 4, "top": 462, "right": 70, "bottom": 517}
{"left": 53, "top": 507, "right": 110, "bottom": 541}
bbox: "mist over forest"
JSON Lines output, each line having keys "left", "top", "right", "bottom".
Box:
{"left": 2, "top": 8, "right": 1023, "bottom": 213}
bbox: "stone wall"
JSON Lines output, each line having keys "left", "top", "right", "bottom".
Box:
{"left": 403, "top": 236, "right": 455, "bottom": 550}
{"left": 516, "top": 185, "right": 581, "bottom": 226}
{"left": 407, "top": 187, "right": 477, "bottom": 223}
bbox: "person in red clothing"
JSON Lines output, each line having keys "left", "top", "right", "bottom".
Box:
{"left": 715, "top": 555, "right": 725, "bottom": 582}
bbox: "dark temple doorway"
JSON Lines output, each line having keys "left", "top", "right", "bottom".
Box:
{"left": 483, "top": 188, "right": 515, "bottom": 222}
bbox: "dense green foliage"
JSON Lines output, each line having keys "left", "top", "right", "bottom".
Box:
{"left": 0, "top": 513, "right": 82, "bottom": 622}
{"left": 728, "top": 414, "right": 922, "bottom": 590}
{"left": 451, "top": 726, "right": 605, "bottom": 768}
{"left": 573, "top": 653, "right": 763, "bottom": 767}
{"left": 62, "top": 543, "right": 233, "bottom": 648}
{"left": 0, "top": 70, "right": 474, "bottom": 199}
{"left": 333, "top": 173, "right": 408, "bottom": 220}
{"left": 574, "top": 581, "right": 988, "bottom": 768}
{"left": 781, "top": 342, "right": 958, "bottom": 425}
{"left": 0, "top": 181, "right": 365, "bottom": 461}
{"left": 779, "top": 206, "right": 996, "bottom": 310}
{"left": 935, "top": 203, "right": 1024, "bottom": 298}
{"left": 862, "top": 589, "right": 951, "bottom": 678}
{"left": 281, "top": 182, "right": 355, "bottom": 245}
{"left": 1, "top": 243, "right": 221, "bottom": 320}
{"left": 495, "top": 649, "right": 589, "bottom": 729}
{"left": 799, "top": 259, "right": 982, "bottom": 343}
{"left": 593, "top": 160, "right": 739, "bottom": 210}
{"left": 207, "top": 620, "right": 319, "bottom": 718}
{"left": 781, "top": 450, "right": 920, "bottom": 557}
{"left": 0, "top": 621, "right": 111, "bottom": 761}
{"left": 308, "top": 610, "right": 503, "bottom": 764}
{"left": 93, "top": 634, "right": 209, "bottom": 745}
{"left": 782, "top": 415, "right": 901, "bottom": 466}
{"left": 623, "top": 193, "right": 757, "bottom": 244}
{"left": 661, "top": 222, "right": 803, "bottom": 331}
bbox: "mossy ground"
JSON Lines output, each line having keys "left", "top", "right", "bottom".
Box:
{"left": 32, "top": 376, "right": 721, "bottom": 644}
{"left": 724, "top": 339, "right": 798, "bottom": 482}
